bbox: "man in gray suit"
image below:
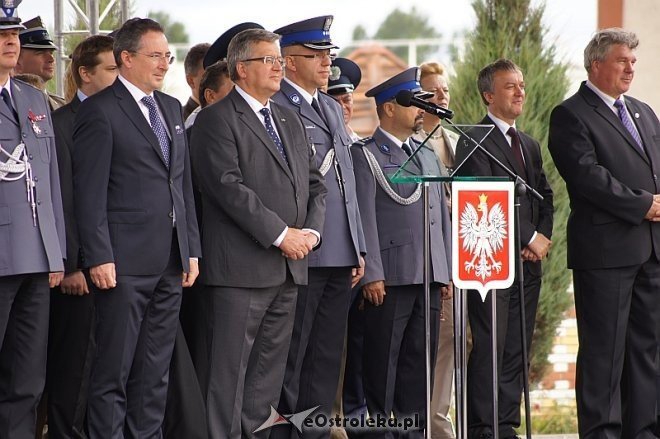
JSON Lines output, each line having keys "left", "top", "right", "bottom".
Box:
{"left": 271, "top": 16, "right": 365, "bottom": 438}
{"left": 189, "top": 28, "right": 326, "bottom": 438}
{"left": 351, "top": 67, "right": 452, "bottom": 439}
{"left": 0, "top": 1, "right": 66, "bottom": 437}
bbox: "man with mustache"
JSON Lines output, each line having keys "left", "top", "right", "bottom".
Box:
{"left": 454, "top": 58, "right": 554, "bottom": 439}
{"left": 351, "top": 67, "right": 452, "bottom": 438}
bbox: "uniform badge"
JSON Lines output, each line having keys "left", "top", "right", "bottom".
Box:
{"left": 379, "top": 144, "right": 390, "bottom": 154}
{"left": 289, "top": 93, "right": 301, "bottom": 105}
{"left": 175, "top": 125, "right": 184, "bottom": 134}
{"left": 634, "top": 112, "right": 640, "bottom": 119}
{"left": 27, "top": 109, "right": 46, "bottom": 135}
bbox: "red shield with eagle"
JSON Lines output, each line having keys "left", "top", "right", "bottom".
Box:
{"left": 452, "top": 181, "right": 515, "bottom": 301}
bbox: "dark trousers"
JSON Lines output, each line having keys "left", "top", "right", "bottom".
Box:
{"left": 162, "top": 322, "right": 208, "bottom": 439}
{"left": 86, "top": 243, "right": 183, "bottom": 439}
{"left": 47, "top": 284, "right": 95, "bottom": 439}
{"left": 466, "top": 264, "right": 540, "bottom": 439}
{"left": 573, "top": 258, "right": 660, "bottom": 439}
{"left": 343, "top": 288, "right": 366, "bottom": 420}
{"left": 271, "top": 267, "right": 352, "bottom": 439}
{"left": 204, "top": 278, "right": 298, "bottom": 439}
{"left": 361, "top": 284, "right": 440, "bottom": 439}
{"left": 0, "top": 273, "right": 49, "bottom": 439}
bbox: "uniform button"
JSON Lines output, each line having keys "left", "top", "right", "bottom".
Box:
{"left": 429, "top": 204, "right": 433, "bottom": 209}
{"left": 431, "top": 221, "right": 435, "bottom": 225}
{"left": 22, "top": 133, "right": 27, "bottom": 138}
{"left": 29, "top": 154, "right": 33, "bottom": 160}
{"left": 37, "top": 200, "right": 41, "bottom": 205}
{"left": 390, "top": 240, "right": 395, "bottom": 245}
{"left": 33, "top": 177, "right": 38, "bottom": 182}
{"left": 168, "top": 211, "right": 174, "bottom": 218}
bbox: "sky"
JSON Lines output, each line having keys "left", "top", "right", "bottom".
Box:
{"left": 20, "top": 0, "right": 597, "bottom": 101}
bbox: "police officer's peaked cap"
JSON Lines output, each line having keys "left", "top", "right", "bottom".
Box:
{"left": 366, "top": 67, "right": 433, "bottom": 106}
{"left": 274, "top": 15, "right": 338, "bottom": 50}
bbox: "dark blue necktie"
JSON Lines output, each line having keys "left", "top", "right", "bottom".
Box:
{"left": 141, "top": 95, "right": 171, "bottom": 167}
{"left": 401, "top": 141, "right": 413, "bottom": 157}
{"left": 259, "top": 107, "right": 288, "bottom": 164}
{"left": 614, "top": 98, "right": 644, "bottom": 151}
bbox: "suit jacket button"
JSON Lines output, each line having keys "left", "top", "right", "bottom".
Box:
{"left": 169, "top": 178, "right": 173, "bottom": 185}
{"left": 168, "top": 211, "right": 174, "bottom": 218}
{"left": 654, "top": 174, "right": 658, "bottom": 181}
{"left": 390, "top": 240, "right": 395, "bottom": 244}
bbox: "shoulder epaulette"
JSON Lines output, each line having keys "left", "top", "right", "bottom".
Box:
{"left": 352, "top": 136, "right": 373, "bottom": 148}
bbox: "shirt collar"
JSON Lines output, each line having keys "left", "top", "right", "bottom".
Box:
{"left": 283, "top": 77, "right": 317, "bottom": 104}
{"left": 585, "top": 80, "right": 620, "bottom": 111}
{"left": 379, "top": 127, "right": 410, "bottom": 150}
{"left": 234, "top": 85, "right": 273, "bottom": 114}
{"left": 487, "top": 111, "right": 516, "bottom": 138}
{"left": 118, "top": 74, "right": 153, "bottom": 104}
{"left": 77, "top": 89, "right": 88, "bottom": 102}
{"left": 2, "top": 78, "right": 12, "bottom": 100}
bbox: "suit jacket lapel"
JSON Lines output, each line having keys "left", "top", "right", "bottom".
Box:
{"left": 482, "top": 115, "right": 528, "bottom": 178}
{"left": 580, "top": 84, "right": 649, "bottom": 164}
{"left": 114, "top": 80, "right": 169, "bottom": 168}
{"left": 231, "top": 91, "right": 294, "bottom": 183}
{"left": 155, "top": 91, "right": 179, "bottom": 173}
{"left": 9, "top": 80, "right": 27, "bottom": 128}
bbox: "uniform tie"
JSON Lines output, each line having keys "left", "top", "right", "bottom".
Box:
{"left": 1, "top": 88, "right": 17, "bottom": 120}
{"left": 401, "top": 142, "right": 413, "bottom": 157}
{"left": 311, "top": 97, "right": 323, "bottom": 118}
{"left": 614, "top": 99, "right": 644, "bottom": 151}
{"left": 141, "top": 95, "right": 171, "bottom": 167}
{"left": 259, "top": 107, "right": 288, "bottom": 164}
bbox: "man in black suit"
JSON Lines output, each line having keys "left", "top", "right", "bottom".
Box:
{"left": 549, "top": 29, "right": 660, "bottom": 439}
{"left": 49, "top": 34, "right": 117, "bottom": 438}
{"left": 72, "top": 18, "right": 201, "bottom": 439}
{"left": 454, "top": 58, "right": 554, "bottom": 439}
{"left": 189, "top": 28, "right": 326, "bottom": 438}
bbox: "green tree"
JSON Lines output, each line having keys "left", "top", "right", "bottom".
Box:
{"left": 147, "top": 10, "right": 189, "bottom": 44}
{"left": 347, "top": 7, "right": 441, "bottom": 62}
{"left": 450, "top": 0, "right": 572, "bottom": 384}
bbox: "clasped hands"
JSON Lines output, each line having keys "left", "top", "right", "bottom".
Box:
{"left": 280, "top": 228, "right": 318, "bottom": 260}
{"left": 521, "top": 232, "right": 551, "bottom": 262}
{"left": 88, "top": 258, "right": 199, "bottom": 290}
{"left": 645, "top": 195, "right": 660, "bottom": 222}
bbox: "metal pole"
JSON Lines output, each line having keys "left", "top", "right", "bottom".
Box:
{"left": 490, "top": 290, "right": 499, "bottom": 439}
{"left": 54, "top": 0, "right": 65, "bottom": 96}
{"left": 89, "top": 0, "right": 99, "bottom": 34}
{"left": 453, "top": 287, "right": 468, "bottom": 439}
{"left": 423, "top": 182, "right": 432, "bottom": 439}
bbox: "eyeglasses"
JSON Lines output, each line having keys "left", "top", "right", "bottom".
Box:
{"left": 241, "top": 56, "right": 285, "bottom": 66}
{"left": 288, "top": 53, "right": 337, "bottom": 62}
{"left": 130, "top": 51, "right": 175, "bottom": 65}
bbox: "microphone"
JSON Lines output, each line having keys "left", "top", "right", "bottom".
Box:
{"left": 395, "top": 89, "right": 454, "bottom": 120}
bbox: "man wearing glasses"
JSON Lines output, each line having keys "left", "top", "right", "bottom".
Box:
{"left": 72, "top": 17, "right": 201, "bottom": 438}
{"left": 270, "top": 16, "right": 366, "bottom": 439}
{"left": 189, "top": 28, "right": 326, "bottom": 438}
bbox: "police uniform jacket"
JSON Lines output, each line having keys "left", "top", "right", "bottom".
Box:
{"left": 351, "top": 127, "right": 451, "bottom": 286}
{"left": 0, "top": 79, "right": 65, "bottom": 275}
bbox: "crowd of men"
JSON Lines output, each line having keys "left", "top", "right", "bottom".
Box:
{"left": 1, "top": 1, "right": 660, "bottom": 438}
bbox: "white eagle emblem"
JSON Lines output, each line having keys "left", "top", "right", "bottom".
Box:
{"left": 459, "top": 193, "right": 507, "bottom": 280}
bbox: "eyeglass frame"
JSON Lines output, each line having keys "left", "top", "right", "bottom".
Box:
{"left": 129, "top": 51, "right": 175, "bottom": 65}
{"left": 240, "top": 55, "right": 285, "bottom": 66}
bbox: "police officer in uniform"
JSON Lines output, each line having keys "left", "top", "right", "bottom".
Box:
{"left": 16, "top": 16, "right": 66, "bottom": 110}
{"left": 351, "top": 68, "right": 451, "bottom": 438}
{"left": 271, "top": 16, "right": 366, "bottom": 438}
{"left": 327, "top": 57, "right": 361, "bottom": 142}
{"left": 0, "top": 1, "right": 66, "bottom": 437}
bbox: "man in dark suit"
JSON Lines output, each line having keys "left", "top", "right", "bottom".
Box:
{"left": 0, "top": 2, "right": 66, "bottom": 437}
{"left": 189, "top": 28, "right": 326, "bottom": 438}
{"left": 454, "top": 58, "right": 554, "bottom": 439}
{"left": 271, "top": 16, "right": 365, "bottom": 438}
{"left": 548, "top": 29, "right": 660, "bottom": 439}
{"left": 351, "top": 67, "right": 452, "bottom": 439}
{"left": 49, "top": 34, "right": 117, "bottom": 438}
{"left": 72, "top": 18, "right": 201, "bottom": 439}
{"left": 182, "top": 43, "right": 209, "bottom": 120}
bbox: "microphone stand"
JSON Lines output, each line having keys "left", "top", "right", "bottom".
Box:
{"left": 448, "top": 120, "right": 542, "bottom": 439}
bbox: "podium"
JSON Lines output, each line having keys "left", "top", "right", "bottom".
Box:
{"left": 389, "top": 120, "right": 542, "bottom": 439}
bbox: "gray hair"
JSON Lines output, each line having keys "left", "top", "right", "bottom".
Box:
{"left": 477, "top": 58, "right": 521, "bottom": 106}
{"left": 584, "top": 28, "right": 639, "bottom": 72}
{"left": 227, "top": 28, "right": 281, "bottom": 82}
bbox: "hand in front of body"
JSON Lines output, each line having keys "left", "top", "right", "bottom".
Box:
{"left": 90, "top": 262, "right": 116, "bottom": 290}
{"left": 280, "top": 228, "right": 315, "bottom": 260}
{"left": 60, "top": 270, "right": 89, "bottom": 295}
{"left": 351, "top": 256, "right": 366, "bottom": 288}
{"left": 362, "top": 280, "right": 386, "bottom": 306}
{"left": 182, "top": 259, "right": 199, "bottom": 287}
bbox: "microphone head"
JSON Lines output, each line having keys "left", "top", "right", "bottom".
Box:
{"left": 395, "top": 89, "right": 415, "bottom": 107}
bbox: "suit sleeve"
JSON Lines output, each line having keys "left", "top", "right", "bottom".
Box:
{"left": 549, "top": 104, "right": 652, "bottom": 225}
{"left": 72, "top": 98, "right": 114, "bottom": 267}
{"left": 532, "top": 139, "right": 554, "bottom": 239}
{"left": 49, "top": 123, "right": 66, "bottom": 268}
{"left": 351, "top": 145, "right": 385, "bottom": 285}
{"left": 179, "top": 105, "right": 201, "bottom": 259}
{"left": 190, "top": 107, "right": 291, "bottom": 248}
